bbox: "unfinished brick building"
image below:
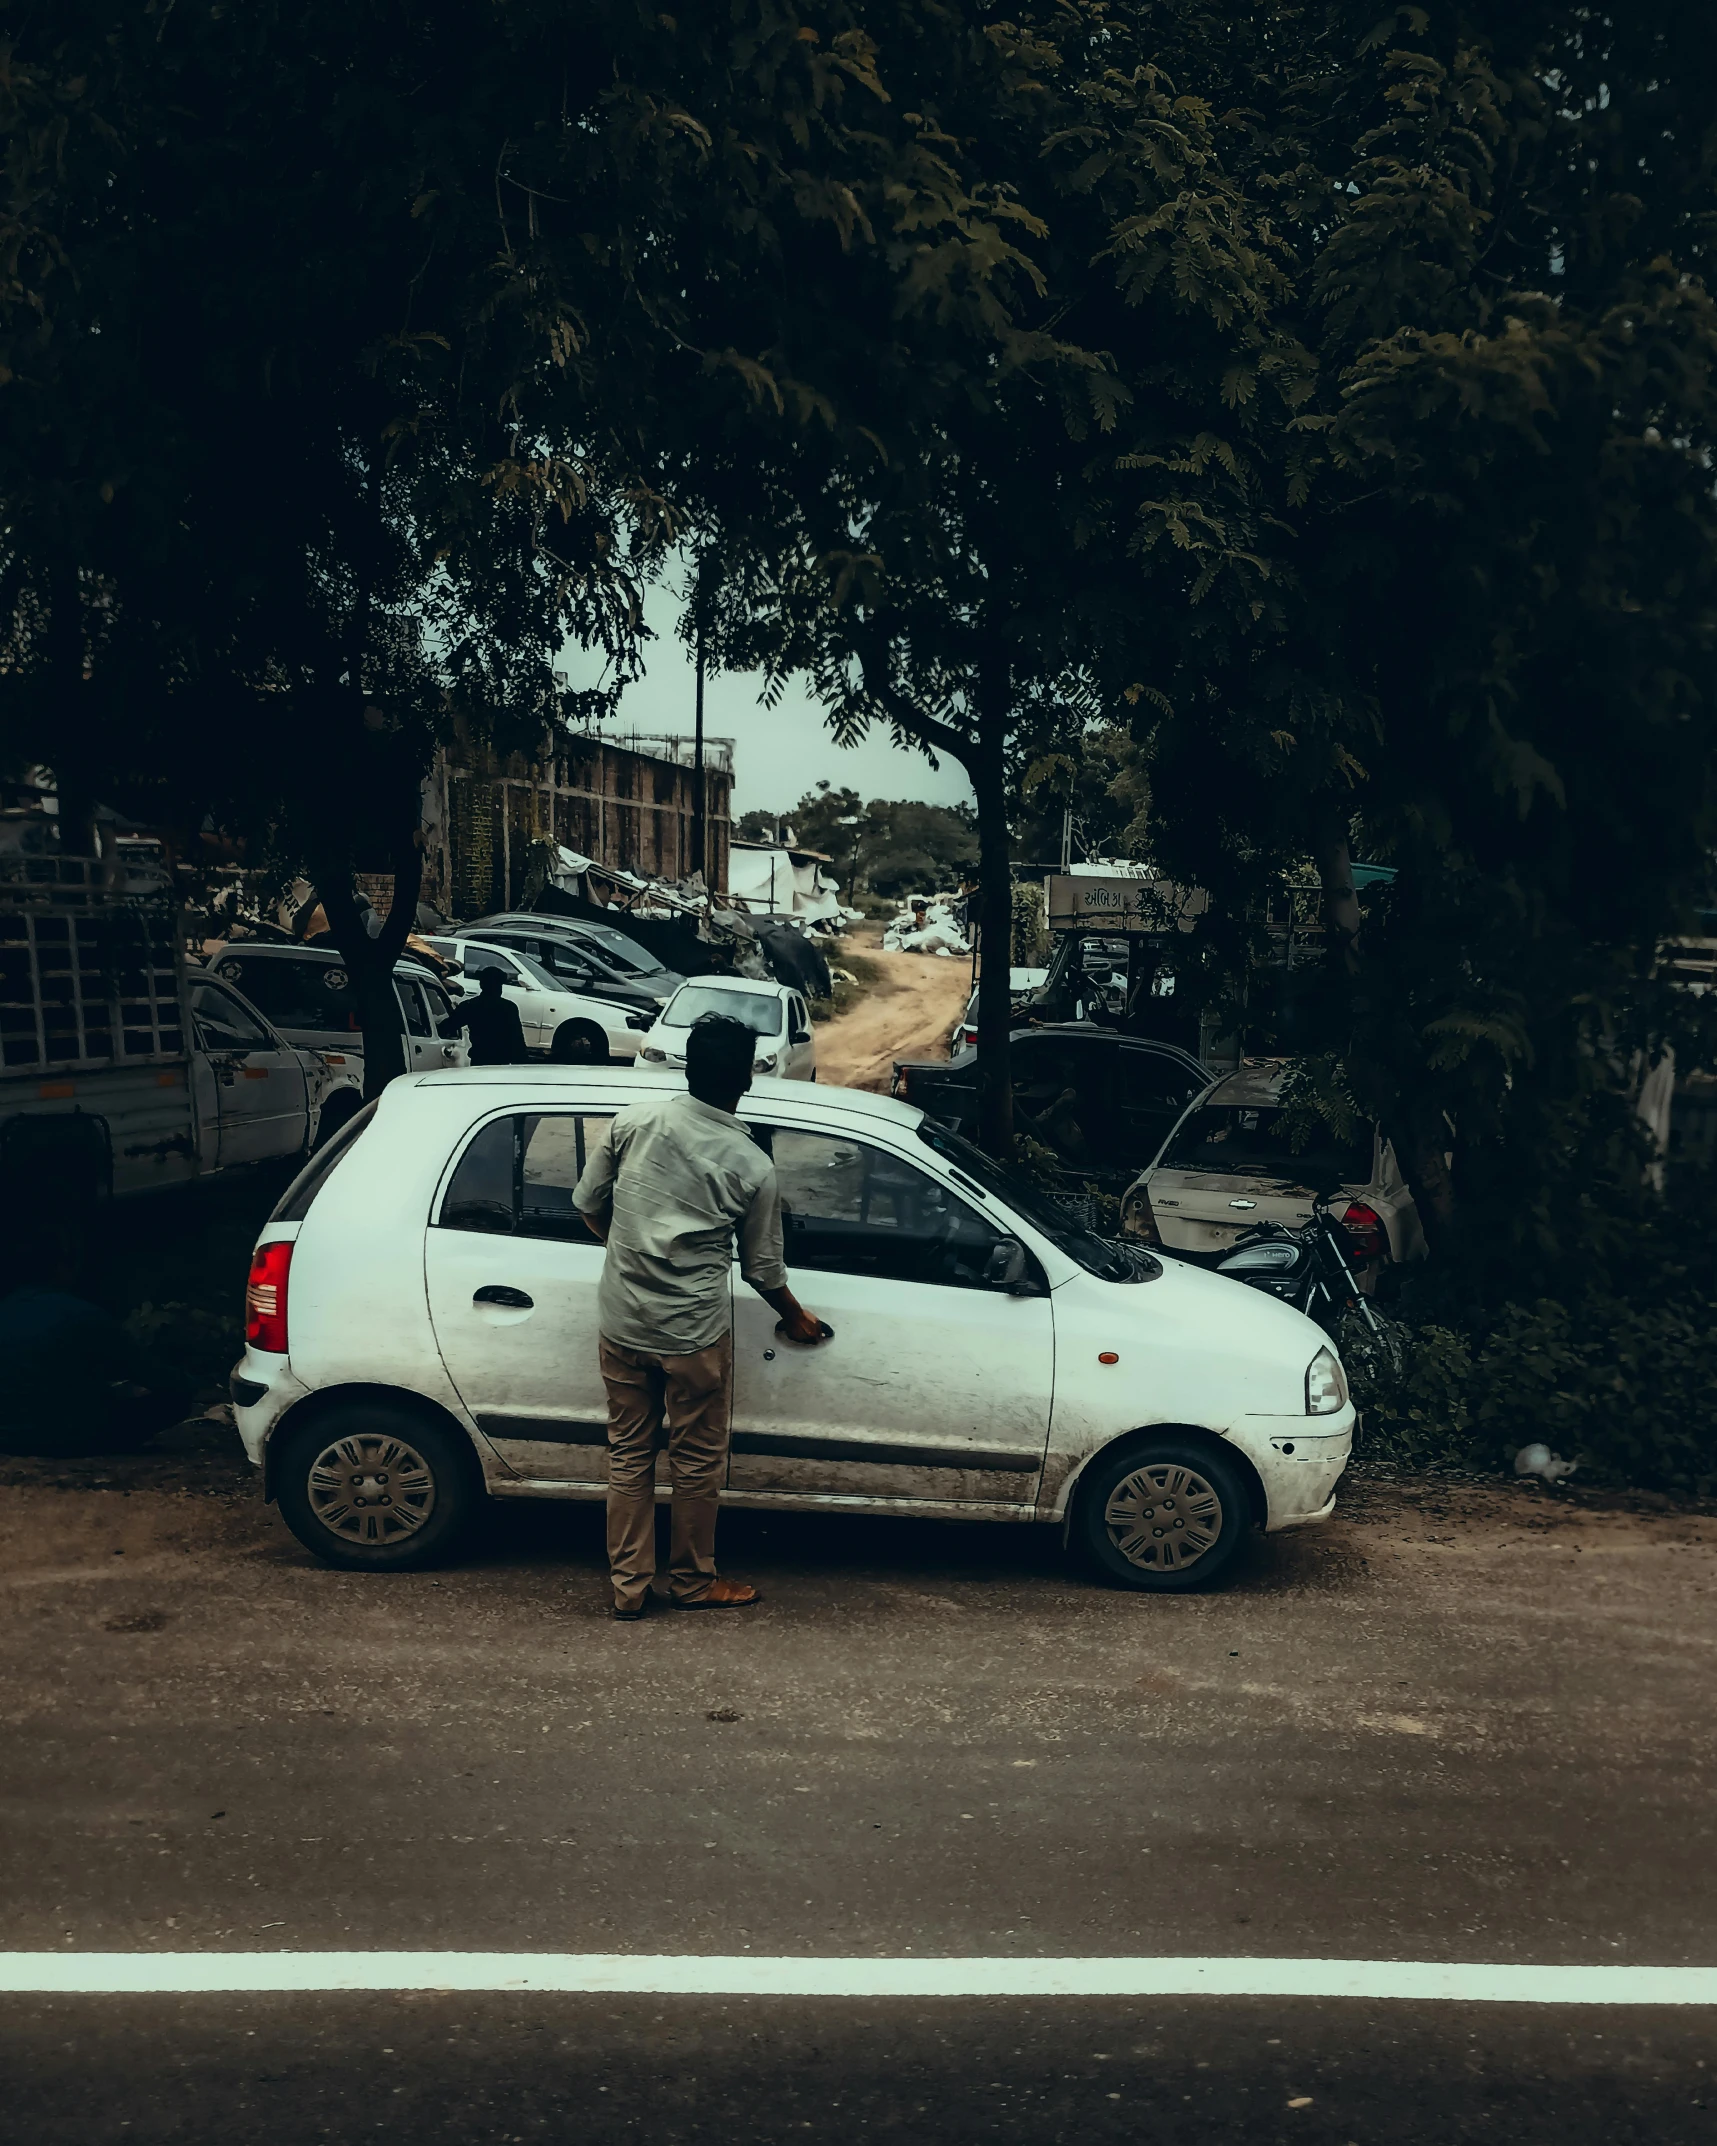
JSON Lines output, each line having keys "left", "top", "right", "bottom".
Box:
{"left": 421, "top": 730, "right": 733, "bottom": 922}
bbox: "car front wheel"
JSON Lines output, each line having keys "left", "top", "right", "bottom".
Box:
{"left": 1073, "top": 1435, "right": 1250, "bottom": 1593}
{"left": 274, "top": 1401, "right": 481, "bottom": 1572}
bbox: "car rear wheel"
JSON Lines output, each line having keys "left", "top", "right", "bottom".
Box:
{"left": 275, "top": 1401, "right": 481, "bottom": 1572}
{"left": 551, "top": 1020, "right": 608, "bottom": 1064}
{"left": 1073, "top": 1435, "right": 1250, "bottom": 1593}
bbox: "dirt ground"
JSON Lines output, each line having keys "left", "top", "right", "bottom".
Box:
{"left": 815, "top": 922, "right": 975, "bottom": 1091}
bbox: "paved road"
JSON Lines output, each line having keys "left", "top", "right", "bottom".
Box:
{"left": 2, "top": 1438, "right": 1714, "bottom": 2141}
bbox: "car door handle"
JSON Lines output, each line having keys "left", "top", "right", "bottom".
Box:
{"left": 473, "top": 1285, "right": 534, "bottom": 1309}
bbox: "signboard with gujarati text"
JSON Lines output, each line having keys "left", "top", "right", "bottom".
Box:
{"left": 1044, "top": 874, "right": 1209, "bottom": 935}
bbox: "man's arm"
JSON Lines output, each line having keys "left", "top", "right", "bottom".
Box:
{"left": 572, "top": 1115, "right": 619, "bottom": 1243}
{"left": 738, "top": 1168, "right": 828, "bottom": 1345}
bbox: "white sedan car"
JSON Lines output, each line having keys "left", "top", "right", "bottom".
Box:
{"left": 636, "top": 974, "right": 817, "bottom": 1080}
{"left": 424, "top": 936, "right": 648, "bottom": 1064}
{"left": 231, "top": 1069, "right": 1355, "bottom": 1593}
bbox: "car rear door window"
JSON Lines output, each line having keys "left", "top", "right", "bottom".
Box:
{"left": 438, "top": 1113, "right": 614, "bottom": 1238}
{"left": 398, "top": 979, "right": 432, "bottom": 1036}
{"left": 760, "top": 1128, "right": 1026, "bottom": 1290}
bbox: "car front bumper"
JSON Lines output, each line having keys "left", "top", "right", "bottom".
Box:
{"left": 1228, "top": 1408, "right": 1355, "bottom": 1531}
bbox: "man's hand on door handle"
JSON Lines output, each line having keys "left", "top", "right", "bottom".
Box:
{"left": 757, "top": 1284, "right": 832, "bottom": 1345}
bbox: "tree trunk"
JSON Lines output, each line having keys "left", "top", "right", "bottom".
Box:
{"left": 1397, "top": 1096, "right": 1460, "bottom": 1259}
{"left": 1312, "top": 807, "right": 1362, "bottom": 975}
{"left": 1315, "top": 801, "right": 1459, "bottom": 1256}
{"left": 971, "top": 660, "right": 1015, "bottom": 1159}
{"left": 312, "top": 824, "right": 424, "bottom": 1100}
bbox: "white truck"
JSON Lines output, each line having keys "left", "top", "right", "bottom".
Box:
{"left": 0, "top": 859, "right": 363, "bottom": 1198}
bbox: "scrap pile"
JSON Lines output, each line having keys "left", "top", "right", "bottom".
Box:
{"left": 881, "top": 894, "right": 971, "bottom": 958}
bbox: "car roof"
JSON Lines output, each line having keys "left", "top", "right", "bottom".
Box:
{"left": 403, "top": 1064, "right": 925, "bottom": 1134}
{"left": 1203, "top": 1059, "right": 1290, "bottom": 1107}
{"left": 204, "top": 942, "right": 432, "bottom": 982}
{"left": 670, "top": 974, "right": 792, "bottom": 997}
{"left": 925, "top": 1023, "right": 1210, "bottom": 1078}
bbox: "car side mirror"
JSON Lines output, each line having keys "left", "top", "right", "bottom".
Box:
{"left": 626, "top": 1013, "right": 653, "bottom": 1031}
{"left": 983, "top": 1238, "right": 1031, "bottom": 1291}
{"left": 790, "top": 1024, "right": 810, "bottom": 1045}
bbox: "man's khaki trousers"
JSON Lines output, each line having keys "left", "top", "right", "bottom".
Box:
{"left": 599, "top": 1335, "right": 732, "bottom": 1612}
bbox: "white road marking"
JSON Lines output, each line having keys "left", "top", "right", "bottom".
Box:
{"left": 2, "top": 1956, "right": 1717, "bottom": 2002}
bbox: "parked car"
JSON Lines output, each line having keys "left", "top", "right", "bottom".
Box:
{"left": 202, "top": 943, "right": 468, "bottom": 1077}
{"left": 894, "top": 1025, "right": 1213, "bottom": 1183}
{"left": 948, "top": 967, "right": 1051, "bottom": 1055}
{"left": 457, "top": 913, "right": 683, "bottom": 1011}
{"left": 186, "top": 972, "right": 369, "bottom": 1159}
{"left": 424, "top": 936, "right": 648, "bottom": 1063}
{"left": 231, "top": 1068, "right": 1355, "bottom": 1592}
{"left": 1121, "top": 1058, "right": 1425, "bottom": 1276}
{"left": 1, "top": 861, "right": 365, "bottom": 1196}
{"left": 637, "top": 975, "right": 816, "bottom": 1081}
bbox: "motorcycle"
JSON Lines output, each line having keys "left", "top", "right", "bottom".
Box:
{"left": 1215, "top": 1191, "right": 1405, "bottom": 1380}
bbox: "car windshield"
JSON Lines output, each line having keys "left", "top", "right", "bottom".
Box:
{"left": 1160, "top": 1100, "right": 1372, "bottom": 1187}
{"left": 571, "top": 923, "right": 665, "bottom": 977}
{"left": 660, "top": 984, "right": 782, "bottom": 1035}
{"left": 914, "top": 1121, "right": 1150, "bottom": 1283}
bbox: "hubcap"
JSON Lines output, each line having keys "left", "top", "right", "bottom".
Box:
{"left": 306, "top": 1432, "right": 436, "bottom": 1547}
{"left": 1103, "top": 1462, "right": 1224, "bottom": 1573}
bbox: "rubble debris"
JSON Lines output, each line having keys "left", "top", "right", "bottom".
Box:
{"left": 882, "top": 893, "right": 972, "bottom": 958}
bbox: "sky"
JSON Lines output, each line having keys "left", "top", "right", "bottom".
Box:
{"left": 565, "top": 579, "right": 975, "bottom": 819}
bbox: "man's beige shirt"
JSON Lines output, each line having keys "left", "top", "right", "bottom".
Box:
{"left": 572, "top": 1092, "right": 786, "bottom": 1355}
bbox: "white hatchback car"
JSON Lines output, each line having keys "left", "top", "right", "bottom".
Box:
{"left": 232, "top": 1069, "right": 1355, "bottom": 1593}
{"left": 424, "top": 936, "right": 648, "bottom": 1064}
{"left": 637, "top": 975, "right": 817, "bottom": 1081}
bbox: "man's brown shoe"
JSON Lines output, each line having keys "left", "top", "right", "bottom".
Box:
{"left": 672, "top": 1578, "right": 762, "bottom": 1611}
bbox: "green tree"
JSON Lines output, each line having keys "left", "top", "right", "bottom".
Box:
{"left": 1106, "top": 2, "right": 1717, "bottom": 1273}
{"left": 3, "top": 1, "right": 1006, "bottom": 1088}
{"left": 686, "top": 2, "right": 1294, "bottom": 1152}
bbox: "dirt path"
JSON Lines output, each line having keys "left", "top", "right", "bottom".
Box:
{"left": 816, "top": 924, "right": 974, "bottom": 1091}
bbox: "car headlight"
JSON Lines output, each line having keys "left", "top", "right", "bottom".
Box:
{"left": 639, "top": 1045, "right": 667, "bottom": 1063}
{"left": 1305, "top": 1346, "right": 1347, "bottom": 1415}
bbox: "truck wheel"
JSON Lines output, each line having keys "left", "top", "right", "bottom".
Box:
{"left": 274, "top": 1401, "right": 481, "bottom": 1572}
{"left": 551, "top": 1021, "right": 608, "bottom": 1065}
{"left": 1072, "top": 1435, "right": 1250, "bottom": 1593}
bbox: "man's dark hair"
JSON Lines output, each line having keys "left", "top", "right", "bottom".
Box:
{"left": 685, "top": 1014, "right": 755, "bottom": 1104}
{"left": 477, "top": 966, "right": 503, "bottom": 994}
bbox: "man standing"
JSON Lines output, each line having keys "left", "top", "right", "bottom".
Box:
{"left": 573, "top": 1016, "right": 827, "bottom": 1619}
{"left": 451, "top": 964, "right": 529, "bottom": 1065}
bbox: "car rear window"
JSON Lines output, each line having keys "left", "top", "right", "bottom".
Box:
{"left": 268, "top": 1100, "right": 378, "bottom": 1221}
{"left": 1159, "top": 1101, "right": 1371, "bottom": 1187}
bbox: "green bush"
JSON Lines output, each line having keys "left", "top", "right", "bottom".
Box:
{"left": 1469, "top": 1296, "right": 1717, "bottom": 1495}
{"left": 1342, "top": 1291, "right": 1717, "bottom": 1494}
{"left": 1343, "top": 1320, "right": 1478, "bottom": 1467}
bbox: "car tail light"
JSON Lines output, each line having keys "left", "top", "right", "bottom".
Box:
{"left": 245, "top": 1240, "right": 293, "bottom": 1353}
{"left": 1120, "top": 1182, "right": 1161, "bottom": 1244}
{"left": 1340, "top": 1200, "right": 1386, "bottom": 1260}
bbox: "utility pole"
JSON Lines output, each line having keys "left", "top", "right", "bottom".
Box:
{"left": 692, "top": 626, "right": 707, "bottom": 888}
{"left": 1059, "top": 804, "right": 1073, "bottom": 875}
